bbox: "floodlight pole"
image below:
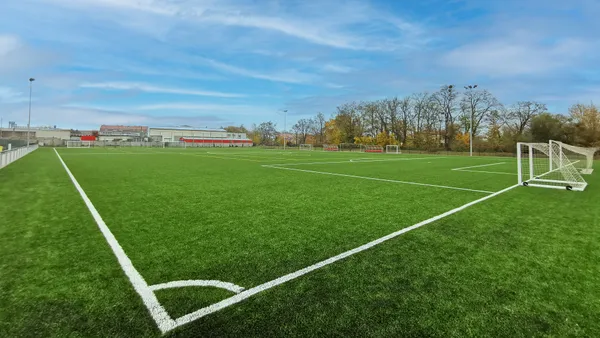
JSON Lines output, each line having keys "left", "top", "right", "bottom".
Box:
{"left": 280, "top": 109, "right": 288, "bottom": 150}
{"left": 464, "top": 84, "right": 477, "bottom": 157}
{"left": 27, "top": 77, "right": 35, "bottom": 148}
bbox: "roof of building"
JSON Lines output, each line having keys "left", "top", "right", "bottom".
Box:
{"left": 149, "top": 126, "right": 226, "bottom": 132}
{"left": 100, "top": 125, "right": 148, "bottom": 132}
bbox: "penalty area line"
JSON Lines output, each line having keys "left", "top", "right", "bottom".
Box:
{"left": 451, "top": 162, "right": 505, "bottom": 171}
{"left": 263, "top": 165, "right": 494, "bottom": 194}
{"left": 172, "top": 183, "right": 520, "bottom": 330}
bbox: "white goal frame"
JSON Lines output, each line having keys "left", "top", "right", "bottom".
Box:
{"left": 385, "top": 145, "right": 400, "bottom": 154}
{"left": 66, "top": 141, "right": 91, "bottom": 148}
{"left": 517, "top": 142, "right": 587, "bottom": 191}
{"left": 549, "top": 140, "right": 597, "bottom": 174}
{"left": 299, "top": 144, "right": 313, "bottom": 151}
{"left": 323, "top": 144, "right": 339, "bottom": 152}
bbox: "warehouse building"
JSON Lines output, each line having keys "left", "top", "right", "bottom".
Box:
{"left": 148, "top": 127, "right": 252, "bottom": 147}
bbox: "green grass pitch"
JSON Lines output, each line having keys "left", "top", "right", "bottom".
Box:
{"left": 1, "top": 147, "right": 599, "bottom": 337}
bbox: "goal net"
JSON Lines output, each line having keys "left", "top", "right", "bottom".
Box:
{"left": 300, "top": 144, "right": 313, "bottom": 151}
{"left": 549, "top": 140, "right": 597, "bottom": 174}
{"left": 385, "top": 145, "right": 400, "bottom": 154}
{"left": 364, "top": 145, "right": 383, "bottom": 153}
{"left": 323, "top": 144, "right": 339, "bottom": 151}
{"left": 66, "top": 141, "right": 91, "bottom": 148}
{"left": 517, "top": 142, "right": 587, "bottom": 191}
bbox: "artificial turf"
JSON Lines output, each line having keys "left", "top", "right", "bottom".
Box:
{"left": 1, "top": 147, "right": 599, "bottom": 337}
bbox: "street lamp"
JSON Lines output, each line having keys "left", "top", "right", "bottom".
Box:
{"left": 27, "top": 77, "right": 35, "bottom": 148}
{"left": 464, "top": 84, "right": 477, "bottom": 156}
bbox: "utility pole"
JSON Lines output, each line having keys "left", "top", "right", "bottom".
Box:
{"left": 464, "top": 84, "right": 478, "bottom": 156}
{"left": 27, "top": 77, "right": 35, "bottom": 148}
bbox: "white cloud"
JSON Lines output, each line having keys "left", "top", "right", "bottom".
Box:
{"left": 0, "top": 86, "right": 27, "bottom": 103}
{"left": 203, "top": 58, "right": 319, "bottom": 84}
{"left": 0, "top": 34, "right": 21, "bottom": 56}
{"left": 80, "top": 82, "right": 246, "bottom": 98}
{"left": 134, "top": 102, "right": 275, "bottom": 116}
{"left": 322, "top": 64, "right": 353, "bottom": 73}
{"left": 39, "top": 0, "right": 424, "bottom": 51}
{"left": 441, "top": 38, "right": 588, "bottom": 77}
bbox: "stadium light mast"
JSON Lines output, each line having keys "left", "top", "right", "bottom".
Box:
{"left": 464, "top": 84, "right": 477, "bottom": 156}
{"left": 27, "top": 77, "right": 35, "bottom": 149}
{"left": 278, "top": 109, "right": 288, "bottom": 150}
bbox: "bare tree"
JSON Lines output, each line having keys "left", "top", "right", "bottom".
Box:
{"left": 510, "top": 101, "right": 547, "bottom": 136}
{"left": 433, "top": 85, "right": 458, "bottom": 149}
{"left": 292, "top": 118, "right": 314, "bottom": 144}
{"left": 398, "top": 96, "right": 412, "bottom": 145}
{"left": 460, "top": 89, "right": 501, "bottom": 137}
{"left": 314, "top": 112, "right": 326, "bottom": 144}
{"left": 383, "top": 97, "right": 401, "bottom": 142}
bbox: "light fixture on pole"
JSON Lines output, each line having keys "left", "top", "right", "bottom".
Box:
{"left": 27, "top": 77, "right": 35, "bottom": 148}
{"left": 464, "top": 84, "right": 477, "bottom": 156}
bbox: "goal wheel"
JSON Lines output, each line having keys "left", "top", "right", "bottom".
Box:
{"left": 566, "top": 185, "right": 573, "bottom": 191}
{"left": 522, "top": 182, "right": 529, "bottom": 187}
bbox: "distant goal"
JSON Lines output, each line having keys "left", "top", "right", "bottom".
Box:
{"left": 323, "top": 144, "right": 339, "bottom": 152}
{"left": 550, "top": 140, "right": 597, "bottom": 174}
{"left": 66, "top": 141, "right": 91, "bottom": 148}
{"left": 385, "top": 145, "right": 400, "bottom": 154}
{"left": 363, "top": 145, "right": 383, "bottom": 153}
{"left": 300, "top": 144, "right": 313, "bottom": 151}
{"left": 517, "top": 142, "right": 587, "bottom": 191}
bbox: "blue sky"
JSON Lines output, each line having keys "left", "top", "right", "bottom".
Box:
{"left": 0, "top": 0, "right": 599, "bottom": 130}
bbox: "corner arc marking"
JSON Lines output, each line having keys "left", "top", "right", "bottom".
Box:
{"left": 149, "top": 280, "right": 245, "bottom": 294}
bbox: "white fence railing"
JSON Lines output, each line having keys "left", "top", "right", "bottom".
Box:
{"left": 0, "top": 145, "right": 39, "bottom": 170}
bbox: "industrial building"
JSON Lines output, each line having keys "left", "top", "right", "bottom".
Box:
{"left": 148, "top": 126, "right": 252, "bottom": 146}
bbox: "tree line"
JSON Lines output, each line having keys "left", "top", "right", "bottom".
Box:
{"left": 225, "top": 85, "right": 600, "bottom": 152}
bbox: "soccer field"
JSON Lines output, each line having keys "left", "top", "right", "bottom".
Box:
{"left": 2, "top": 147, "right": 599, "bottom": 337}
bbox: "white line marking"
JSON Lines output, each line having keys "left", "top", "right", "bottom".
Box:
{"left": 53, "top": 149, "right": 177, "bottom": 333}
{"left": 451, "top": 162, "right": 505, "bottom": 171}
{"left": 149, "top": 280, "right": 245, "bottom": 294}
{"left": 263, "top": 165, "right": 493, "bottom": 194}
{"left": 453, "top": 169, "right": 517, "bottom": 176}
{"left": 171, "top": 184, "right": 520, "bottom": 330}
{"left": 266, "top": 156, "right": 446, "bottom": 167}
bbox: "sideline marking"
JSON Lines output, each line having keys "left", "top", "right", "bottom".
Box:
{"left": 172, "top": 184, "right": 520, "bottom": 330}
{"left": 53, "top": 148, "right": 177, "bottom": 333}
{"left": 263, "top": 165, "right": 494, "bottom": 194}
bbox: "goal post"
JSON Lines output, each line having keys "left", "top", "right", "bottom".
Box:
{"left": 66, "top": 141, "right": 91, "bottom": 148}
{"left": 385, "top": 145, "right": 400, "bottom": 154}
{"left": 549, "top": 140, "right": 597, "bottom": 174}
{"left": 299, "top": 144, "right": 313, "bottom": 151}
{"left": 323, "top": 144, "right": 339, "bottom": 151}
{"left": 363, "top": 145, "right": 383, "bottom": 153}
{"left": 517, "top": 142, "right": 587, "bottom": 191}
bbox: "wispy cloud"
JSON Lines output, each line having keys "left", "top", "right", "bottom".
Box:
{"left": 441, "top": 37, "right": 589, "bottom": 77}
{"left": 0, "top": 86, "right": 27, "bottom": 103}
{"left": 80, "top": 81, "right": 246, "bottom": 98}
{"left": 203, "top": 58, "right": 318, "bottom": 84}
{"left": 322, "top": 64, "right": 353, "bottom": 73}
